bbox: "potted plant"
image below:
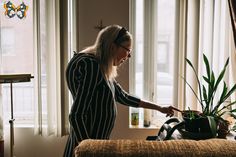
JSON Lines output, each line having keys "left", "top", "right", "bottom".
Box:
{"left": 182, "top": 54, "right": 236, "bottom": 138}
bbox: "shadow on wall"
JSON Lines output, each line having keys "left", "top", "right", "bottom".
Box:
{"left": 0, "top": 116, "right": 3, "bottom": 140}
{"left": 0, "top": 116, "right": 3, "bottom": 157}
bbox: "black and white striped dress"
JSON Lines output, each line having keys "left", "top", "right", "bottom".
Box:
{"left": 63, "top": 53, "right": 140, "bottom": 157}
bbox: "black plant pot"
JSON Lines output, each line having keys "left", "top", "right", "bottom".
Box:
{"left": 182, "top": 110, "right": 201, "bottom": 133}
{"left": 198, "top": 117, "right": 212, "bottom": 133}
{"left": 183, "top": 117, "right": 200, "bottom": 133}
{"left": 182, "top": 110, "right": 217, "bottom": 137}
{"left": 183, "top": 115, "right": 217, "bottom": 139}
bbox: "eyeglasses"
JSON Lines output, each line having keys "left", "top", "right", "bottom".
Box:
{"left": 119, "top": 45, "right": 131, "bottom": 52}
{"left": 119, "top": 45, "right": 131, "bottom": 58}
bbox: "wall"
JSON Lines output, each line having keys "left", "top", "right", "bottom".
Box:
{"left": 3, "top": 0, "right": 158, "bottom": 156}
{"left": 4, "top": 128, "right": 67, "bottom": 157}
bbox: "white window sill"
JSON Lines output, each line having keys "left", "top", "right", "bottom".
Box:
{"left": 129, "top": 124, "right": 159, "bottom": 129}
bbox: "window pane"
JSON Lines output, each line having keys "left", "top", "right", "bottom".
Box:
{"left": 156, "top": 0, "right": 175, "bottom": 105}
{"left": 130, "top": 0, "right": 145, "bottom": 127}
{"left": 130, "top": 0, "right": 176, "bottom": 128}
{"left": 150, "top": 0, "right": 176, "bottom": 127}
{"left": 135, "top": 0, "right": 144, "bottom": 98}
{"left": 0, "top": 0, "right": 34, "bottom": 126}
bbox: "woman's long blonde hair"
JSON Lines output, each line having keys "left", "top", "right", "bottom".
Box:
{"left": 80, "top": 25, "right": 132, "bottom": 80}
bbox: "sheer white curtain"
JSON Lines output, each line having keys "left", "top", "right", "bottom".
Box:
{"left": 175, "top": 0, "right": 235, "bottom": 114}
{"left": 33, "top": 0, "right": 71, "bottom": 136}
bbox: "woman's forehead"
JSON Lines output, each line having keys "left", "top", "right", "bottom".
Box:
{"left": 122, "top": 41, "right": 132, "bottom": 46}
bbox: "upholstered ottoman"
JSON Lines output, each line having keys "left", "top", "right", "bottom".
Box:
{"left": 75, "top": 139, "right": 236, "bottom": 157}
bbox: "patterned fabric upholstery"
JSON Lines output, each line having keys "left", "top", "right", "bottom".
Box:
{"left": 75, "top": 139, "right": 236, "bottom": 157}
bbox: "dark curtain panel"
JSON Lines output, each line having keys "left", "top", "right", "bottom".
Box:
{"left": 228, "top": 0, "right": 236, "bottom": 48}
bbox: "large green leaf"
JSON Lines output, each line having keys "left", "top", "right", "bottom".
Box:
{"left": 181, "top": 76, "right": 202, "bottom": 106}
{"left": 186, "top": 58, "right": 194, "bottom": 69}
{"left": 207, "top": 116, "right": 217, "bottom": 137}
{"left": 203, "top": 76, "right": 211, "bottom": 84}
{"left": 210, "top": 71, "right": 215, "bottom": 88}
{"left": 211, "top": 82, "right": 228, "bottom": 114}
{"left": 212, "top": 82, "right": 228, "bottom": 115}
{"left": 227, "top": 101, "right": 236, "bottom": 109}
{"left": 221, "top": 84, "right": 236, "bottom": 103}
{"left": 212, "top": 58, "right": 230, "bottom": 114}
{"left": 217, "top": 100, "right": 236, "bottom": 116}
{"left": 186, "top": 58, "right": 203, "bottom": 104}
{"left": 203, "top": 54, "right": 211, "bottom": 80}
{"left": 213, "top": 57, "right": 229, "bottom": 92}
{"left": 224, "top": 57, "right": 229, "bottom": 68}
{"left": 214, "top": 68, "right": 226, "bottom": 91}
{"left": 230, "top": 108, "right": 236, "bottom": 113}
{"left": 219, "top": 82, "right": 228, "bottom": 103}
{"left": 202, "top": 85, "right": 208, "bottom": 113}
{"left": 202, "top": 85, "right": 208, "bottom": 103}
{"left": 206, "top": 71, "right": 215, "bottom": 113}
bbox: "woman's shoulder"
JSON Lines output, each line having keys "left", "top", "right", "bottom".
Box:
{"left": 73, "top": 52, "right": 99, "bottom": 64}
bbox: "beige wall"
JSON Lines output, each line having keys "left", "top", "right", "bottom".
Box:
{"left": 3, "top": 0, "right": 158, "bottom": 157}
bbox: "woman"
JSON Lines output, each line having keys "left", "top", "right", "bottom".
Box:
{"left": 63, "top": 25, "right": 177, "bottom": 157}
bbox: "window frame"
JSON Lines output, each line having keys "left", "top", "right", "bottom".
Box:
{"left": 129, "top": 0, "right": 180, "bottom": 128}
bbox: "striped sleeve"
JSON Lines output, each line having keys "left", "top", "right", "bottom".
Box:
{"left": 69, "top": 58, "right": 101, "bottom": 142}
{"left": 114, "top": 81, "right": 140, "bottom": 107}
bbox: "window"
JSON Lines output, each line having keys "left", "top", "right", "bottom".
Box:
{"left": 0, "top": 0, "right": 75, "bottom": 135}
{"left": 129, "top": 0, "right": 176, "bottom": 128}
{"left": 129, "top": 0, "right": 232, "bottom": 128}
{"left": 0, "top": 0, "right": 35, "bottom": 126}
{"left": 1, "top": 27, "right": 15, "bottom": 56}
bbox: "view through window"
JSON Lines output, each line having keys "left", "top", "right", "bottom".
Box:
{"left": 130, "top": 0, "right": 176, "bottom": 127}
{"left": 0, "top": 0, "right": 38, "bottom": 127}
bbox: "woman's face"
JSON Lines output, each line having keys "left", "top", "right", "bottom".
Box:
{"left": 113, "top": 41, "right": 132, "bottom": 66}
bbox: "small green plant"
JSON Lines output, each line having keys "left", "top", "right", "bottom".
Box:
{"left": 188, "top": 107, "right": 196, "bottom": 120}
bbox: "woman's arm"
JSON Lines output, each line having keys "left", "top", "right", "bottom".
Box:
{"left": 114, "top": 81, "right": 141, "bottom": 107}
{"left": 114, "top": 81, "right": 177, "bottom": 117}
{"left": 139, "top": 100, "right": 176, "bottom": 117}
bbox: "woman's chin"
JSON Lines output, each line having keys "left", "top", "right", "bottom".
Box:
{"left": 113, "top": 60, "right": 123, "bottom": 66}
{"left": 118, "top": 60, "right": 126, "bottom": 66}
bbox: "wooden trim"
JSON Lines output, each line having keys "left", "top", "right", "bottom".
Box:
{"left": 228, "top": 0, "right": 236, "bottom": 48}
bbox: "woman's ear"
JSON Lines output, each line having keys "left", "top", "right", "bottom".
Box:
{"left": 111, "top": 43, "right": 118, "bottom": 66}
{"left": 111, "top": 43, "right": 117, "bottom": 52}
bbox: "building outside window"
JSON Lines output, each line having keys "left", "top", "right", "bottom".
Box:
{"left": 0, "top": 0, "right": 35, "bottom": 127}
